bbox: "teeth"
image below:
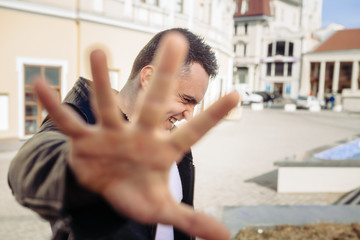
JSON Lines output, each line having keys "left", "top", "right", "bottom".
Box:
{"left": 169, "top": 117, "right": 176, "bottom": 124}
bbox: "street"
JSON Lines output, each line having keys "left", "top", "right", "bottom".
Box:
{"left": 1, "top": 107, "right": 359, "bottom": 239}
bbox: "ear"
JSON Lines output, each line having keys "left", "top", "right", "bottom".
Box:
{"left": 139, "top": 65, "right": 154, "bottom": 89}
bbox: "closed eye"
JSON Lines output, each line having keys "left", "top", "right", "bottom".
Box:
{"left": 181, "top": 94, "right": 198, "bottom": 105}
{"left": 184, "top": 97, "right": 192, "bottom": 103}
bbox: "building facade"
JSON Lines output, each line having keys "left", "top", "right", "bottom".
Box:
{"left": 0, "top": 0, "right": 235, "bottom": 139}
{"left": 300, "top": 28, "right": 360, "bottom": 111}
{"left": 233, "top": 0, "right": 322, "bottom": 99}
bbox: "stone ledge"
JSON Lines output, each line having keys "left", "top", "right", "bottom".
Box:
{"left": 277, "top": 167, "right": 360, "bottom": 192}
{"left": 222, "top": 205, "right": 360, "bottom": 238}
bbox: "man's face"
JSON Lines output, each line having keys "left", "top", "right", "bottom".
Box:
{"left": 163, "top": 62, "right": 209, "bottom": 130}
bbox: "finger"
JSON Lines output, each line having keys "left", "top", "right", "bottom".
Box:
{"left": 90, "top": 49, "right": 123, "bottom": 128}
{"left": 170, "top": 91, "right": 239, "bottom": 154}
{"left": 34, "top": 77, "right": 87, "bottom": 138}
{"left": 168, "top": 203, "right": 230, "bottom": 240}
{"left": 136, "top": 32, "right": 189, "bottom": 129}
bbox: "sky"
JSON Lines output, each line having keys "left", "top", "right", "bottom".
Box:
{"left": 322, "top": 0, "right": 360, "bottom": 29}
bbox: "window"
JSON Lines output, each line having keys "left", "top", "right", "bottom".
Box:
{"left": 244, "top": 23, "right": 248, "bottom": 35}
{"left": 270, "top": 41, "right": 294, "bottom": 56}
{"left": 233, "top": 44, "right": 237, "bottom": 53}
{"left": 24, "top": 65, "right": 61, "bottom": 134}
{"left": 275, "top": 62, "right": 284, "bottom": 76}
{"left": 237, "top": 67, "right": 248, "bottom": 84}
{"left": 239, "top": 73, "right": 246, "bottom": 84}
{"left": 175, "top": 0, "right": 183, "bottom": 13}
{"left": 340, "top": 62, "right": 352, "bottom": 82}
{"left": 243, "top": 44, "right": 247, "bottom": 56}
{"left": 358, "top": 62, "right": 360, "bottom": 90}
{"left": 276, "top": 41, "right": 285, "bottom": 56}
{"left": 338, "top": 62, "right": 352, "bottom": 93}
{"left": 266, "top": 63, "right": 272, "bottom": 76}
{"left": 288, "top": 42, "right": 294, "bottom": 56}
{"left": 240, "top": 0, "right": 249, "bottom": 14}
{"left": 287, "top": 62, "right": 293, "bottom": 76}
{"left": 234, "top": 24, "right": 238, "bottom": 35}
{"left": 267, "top": 43, "right": 273, "bottom": 57}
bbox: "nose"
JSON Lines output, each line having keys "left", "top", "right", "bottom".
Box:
{"left": 183, "top": 105, "right": 195, "bottom": 120}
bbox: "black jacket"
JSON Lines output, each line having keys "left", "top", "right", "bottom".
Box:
{"left": 8, "top": 78, "right": 195, "bottom": 240}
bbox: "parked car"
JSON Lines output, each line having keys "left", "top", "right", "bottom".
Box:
{"left": 238, "top": 90, "right": 263, "bottom": 105}
{"left": 296, "top": 96, "right": 325, "bottom": 109}
{"left": 254, "top": 91, "right": 274, "bottom": 102}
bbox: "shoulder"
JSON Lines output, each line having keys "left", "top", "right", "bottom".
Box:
{"left": 62, "top": 77, "right": 96, "bottom": 124}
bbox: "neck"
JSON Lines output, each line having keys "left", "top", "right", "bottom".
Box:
{"left": 116, "top": 80, "right": 140, "bottom": 121}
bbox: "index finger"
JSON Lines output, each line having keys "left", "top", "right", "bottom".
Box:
{"left": 90, "top": 49, "right": 123, "bottom": 128}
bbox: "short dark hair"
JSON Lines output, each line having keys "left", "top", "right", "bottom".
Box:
{"left": 128, "top": 28, "right": 218, "bottom": 80}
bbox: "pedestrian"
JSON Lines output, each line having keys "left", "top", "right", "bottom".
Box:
{"left": 8, "top": 28, "right": 239, "bottom": 240}
{"left": 329, "top": 94, "right": 335, "bottom": 109}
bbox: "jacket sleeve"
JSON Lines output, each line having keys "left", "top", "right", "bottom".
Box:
{"left": 8, "top": 118, "right": 128, "bottom": 239}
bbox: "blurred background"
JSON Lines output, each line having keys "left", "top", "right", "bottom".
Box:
{"left": 0, "top": 0, "right": 359, "bottom": 239}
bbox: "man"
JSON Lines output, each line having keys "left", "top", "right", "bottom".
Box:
{"left": 8, "top": 28, "right": 239, "bottom": 240}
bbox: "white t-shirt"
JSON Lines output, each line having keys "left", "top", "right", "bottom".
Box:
{"left": 155, "top": 163, "right": 183, "bottom": 240}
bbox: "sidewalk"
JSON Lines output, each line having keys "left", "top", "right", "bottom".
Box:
{"left": 1, "top": 107, "right": 360, "bottom": 239}
{"left": 0, "top": 138, "right": 25, "bottom": 153}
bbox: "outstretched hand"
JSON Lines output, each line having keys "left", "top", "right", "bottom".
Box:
{"left": 34, "top": 32, "right": 239, "bottom": 240}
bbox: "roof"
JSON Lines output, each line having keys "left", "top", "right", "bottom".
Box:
{"left": 234, "top": 0, "right": 271, "bottom": 18}
{"left": 313, "top": 28, "right": 360, "bottom": 53}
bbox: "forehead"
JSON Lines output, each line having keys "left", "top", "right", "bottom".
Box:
{"left": 178, "top": 62, "right": 210, "bottom": 102}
